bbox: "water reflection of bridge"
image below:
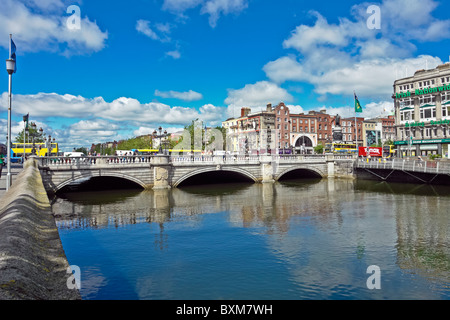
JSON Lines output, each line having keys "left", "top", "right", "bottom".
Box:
{"left": 53, "top": 179, "right": 450, "bottom": 287}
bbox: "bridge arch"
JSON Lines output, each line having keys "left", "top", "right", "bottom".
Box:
{"left": 275, "top": 165, "right": 325, "bottom": 180}
{"left": 173, "top": 167, "right": 258, "bottom": 187}
{"left": 54, "top": 172, "right": 148, "bottom": 192}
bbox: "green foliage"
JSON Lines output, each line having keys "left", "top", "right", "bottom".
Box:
{"left": 74, "top": 147, "right": 88, "bottom": 154}
{"left": 15, "top": 127, "right": 45, "bottom": 143}
{"left": 117, "top": 135, "right": 153, "bottom": 150}
{"left": 314, "top": 143, "right": 324, "bottom": 154}
{"left": 428, "top": 154, "right": 442, "bottom": 160}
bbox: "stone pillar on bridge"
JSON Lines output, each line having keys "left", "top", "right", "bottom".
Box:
{"left": 260, "top": 155, "right": 275, "bottom": 183}
{"left": 326, "top": 154, "right": 335, "bottom": 178}
{"left": 153, "top": 155, "right": 171, "bottom": 189}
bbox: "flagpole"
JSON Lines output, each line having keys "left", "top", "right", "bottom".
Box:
{"left": 354, "top": 91, "right": 358, "bottom": 151}
{"left": 6, "top": 35, "right": 13, "bottom": 190}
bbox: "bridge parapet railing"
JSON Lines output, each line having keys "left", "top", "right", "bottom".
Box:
{"left": 38, "top": 155, "right": 155, "bottom": 167}
{"left": 170, "top": 155, "right": 261, "bottom": 164}
{"left": 38, "top": 153, "right": 357, "bottom": 168}
{"left": 355, "top": 158, "right": 450, "bottom": 174}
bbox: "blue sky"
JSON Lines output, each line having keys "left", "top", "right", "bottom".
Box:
{"left": 1, "top": 0, "right": 450, "bottom": 150}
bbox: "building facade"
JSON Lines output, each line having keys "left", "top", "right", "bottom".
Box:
{"left": 223, "top": 103, "right": 335, "bottom": 154}
{"left": 339, "top": 117, "right": 364, "bottom": 146}
{"left": 393, "top": 63, "right": 450, "bottom": 157}
{"left": 222, "top": 105, "right": 277, "bottom": 154}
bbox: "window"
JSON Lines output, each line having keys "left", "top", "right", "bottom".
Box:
{"left": 399, "top": 98, "right": 413, "bottom": 107}
{"left": 420, "top": 106, "right": 436, "bottom": 119}
{"left": 419, "top": 94, "right": 436, "bottom": 106}
{"left": 400, "top": 109, "right": 414, "bottom": 122}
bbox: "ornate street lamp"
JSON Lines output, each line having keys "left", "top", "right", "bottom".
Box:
{"left": 153, "top": 126, "right": 169, "bottom": 155}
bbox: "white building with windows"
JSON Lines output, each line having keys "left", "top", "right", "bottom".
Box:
{"left": 393, "top": 63, "right": 450, "bottom": 158}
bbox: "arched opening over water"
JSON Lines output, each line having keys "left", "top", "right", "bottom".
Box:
{"left": 277, "top": 168, "right": 323, "bottom": 181}
{"left": 56, "top": 176, "right": 144, "bottom": 195}
{"left": 176, "top": 170, "right": 255, "bottom": 187}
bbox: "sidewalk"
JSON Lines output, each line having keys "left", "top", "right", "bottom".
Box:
{"left": 0, "top": 164, "right": 24, "bottom": 199}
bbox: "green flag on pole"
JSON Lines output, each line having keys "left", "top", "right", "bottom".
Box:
{"left": 354, "top": 92, "right": 362, "bottom": 113}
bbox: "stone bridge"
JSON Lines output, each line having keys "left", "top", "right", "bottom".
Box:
{"left": 36, "top": 154, "right": 356, "bottom": 194}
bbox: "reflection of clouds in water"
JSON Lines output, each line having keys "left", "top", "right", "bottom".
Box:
{"left": 55, "top": 179, "right": 449, "bottom": 299}
{"left": 80, "top": 266, "right": 108, "bottom": 300}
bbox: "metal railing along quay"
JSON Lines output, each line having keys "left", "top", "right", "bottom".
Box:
{"left": 355, "top": 158, "right": 450, "bottom": 175}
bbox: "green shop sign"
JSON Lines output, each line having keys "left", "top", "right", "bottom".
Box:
{"left": 395, "top": 84, "right": 450, "bottom": 99}
{"left": 394, "top": 138, "right": 450, "bottom": 145}
{"left": 404, "top": 119, "right": 450, "bottom": 127}
{"left": 405, "top": 122, "right": 425, "bottom": 127}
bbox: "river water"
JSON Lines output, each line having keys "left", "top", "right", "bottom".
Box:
{"left": 51, "top": 178, "right": 449, "bottom": 300}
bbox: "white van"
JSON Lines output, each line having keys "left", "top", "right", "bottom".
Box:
{"left": 115, "top": 150, "right": 133, "bottom": 156}
{"left": 63, "top": 152, "right": 85, "bottom": 157}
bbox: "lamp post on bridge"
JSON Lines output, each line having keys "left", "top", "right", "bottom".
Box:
{"left": 153, "top": 126, "right": 169, "bottom": 155}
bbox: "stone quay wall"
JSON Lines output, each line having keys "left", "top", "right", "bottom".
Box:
{"left": 0, "top": 159, "right": 80, "bottom": 300}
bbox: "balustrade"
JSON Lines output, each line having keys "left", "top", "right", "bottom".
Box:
{"left": 37, "top": 153, "right": 355, "bottom": 168}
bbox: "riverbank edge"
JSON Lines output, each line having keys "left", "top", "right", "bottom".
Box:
{"left": 0, "top": 159, "right": 81, "bottom": 300}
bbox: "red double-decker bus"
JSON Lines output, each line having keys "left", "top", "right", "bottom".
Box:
{"left": 358, "top": 147, "right": 383, "bottom": 157}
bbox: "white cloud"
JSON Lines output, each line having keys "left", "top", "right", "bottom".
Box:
{"left": 320, "top": 100, "right": 395, "bottom": 119}
{"left": 155, "top": 89, "right": 203, "bottom": 101}
{"left": 133, "top": 126, "right": 184, "bottom": 137}
{"left": 224, "top": 81, "right": 293, "bottom": 117}
{"left": 263, "top": 0, "right": 449, "bottom": 99}
{"left": 165, "top": 50, "right": 181, "bottom": 59}
{"left": 0, "top": 92, "right": 226, "bottom": 147}
{"left": 162, "top": 0, "right": 248, "bottom": 27}
{"left": 283, "top": 12, "right": 348, "bottom": 53}
{"left": 136, "top": 19, "right": 172, "bottom": 43}
{"left": 0, "top": 0, "right": 108, "bottom": 55}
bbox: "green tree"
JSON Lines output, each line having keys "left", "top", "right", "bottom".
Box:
{"left": 314, "top": 143, "right": 324, "bottom": 154}
{"left": 15, "top": 127, "right": 45, "bottom": 143}
{"left": 74, "top": 147, "right": 88, "bottom": 154}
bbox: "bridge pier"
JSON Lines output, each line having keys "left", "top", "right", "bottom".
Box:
{"left": 153, "top": 155, "right": 171, "bottom": 189}
{"left": 260, "top": 156, "right": 275, "bottom": 183}
{"left": 326, "top": 154, "right": 335, "bottom": 179}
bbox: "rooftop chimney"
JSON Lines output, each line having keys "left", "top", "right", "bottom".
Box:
{"left": 241, "top": 107, "right": 251, "bottom": 117}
